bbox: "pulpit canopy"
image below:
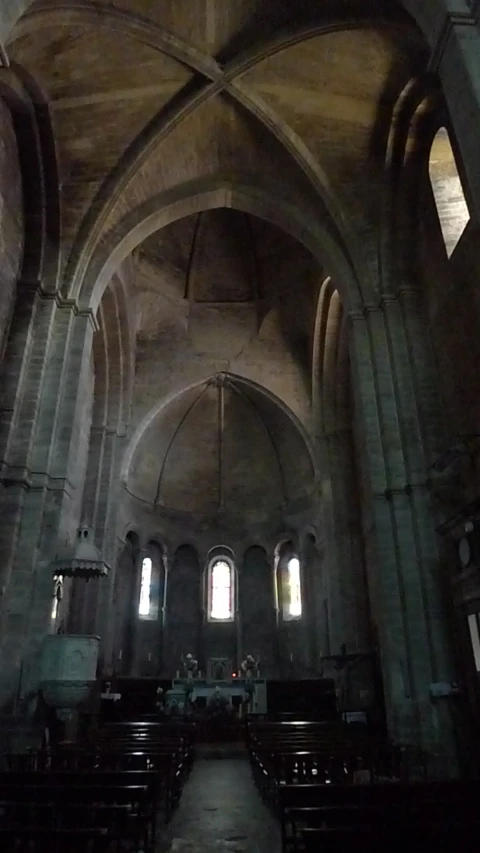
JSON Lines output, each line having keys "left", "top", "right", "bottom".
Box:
{"left": 51, "top": 527, "right": 110, "bottom": 579}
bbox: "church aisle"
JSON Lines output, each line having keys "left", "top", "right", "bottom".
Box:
{"left": 160, "top": 756, "right": 280, "bottom": 853}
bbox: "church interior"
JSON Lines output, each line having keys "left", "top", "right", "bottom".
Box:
{"left": 1, "top": 0, "right": 480, "bottom": 850}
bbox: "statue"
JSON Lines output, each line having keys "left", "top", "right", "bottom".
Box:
{"left": 181, "top": 653, "right": 198, "bottom": 681}
{"left": 240, "top": 654, "right": 259, "bottom": 680}
{"left": 241, "top": 654, "right": 259, "bottom": 709}
{"left": 155, "top": 687, "right": 165, "bottom": 717}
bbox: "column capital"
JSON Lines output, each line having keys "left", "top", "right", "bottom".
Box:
{"left": 347, "top": 303, "right": 380, "bottom": 321}
{"left": 16, "top": 281, "right": 98, "bottom": 332}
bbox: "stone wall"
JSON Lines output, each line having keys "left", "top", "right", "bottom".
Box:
{"left": 111, "top": 495, "right": 318, "bottom": 679}
{"left": 241, "top": 546, "right": 277, "bottom": 677}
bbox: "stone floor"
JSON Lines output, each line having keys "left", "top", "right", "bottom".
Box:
{"left": 159, "top": 756, "right": 280, "bottom": 853}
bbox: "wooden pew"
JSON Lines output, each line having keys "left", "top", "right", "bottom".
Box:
{"left": 0, "top": 826, "right": 108, "bottom": 853}
{"left": 1, "top": 762, "right": 168, "bottom": 848}
{"left": 1, "top": 718, "right": 195, "bottom": 851}
{"left": 0, "top": 778, "right": 152, "bottom": 851}
{"left": 301, "top": 822, "right": 478, "bottom": 853}
{"left": 247, "top": 719, "right": 398, "bottom": 803}
{"left": 278, "top": 781, "right": 480, "bottom": 853}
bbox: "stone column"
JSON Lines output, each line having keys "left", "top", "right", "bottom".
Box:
{"left": 272, "top": 557, "right": 283, "bottom": 677}
{"left": 349, "top": 296, "right": 458, "bottom": 774}
{"left": 131, "top": 548, "right": 147, "bottom": 677}
{"left": 159, "top": 554, "right": 169, "bottom": 674}
{"left": 0, "top": 290, "right": 93, "bottom": 706}
{"left": 300, "top": 533, "right": 327, "bottom": 671}
{"left": 91, "top": 428, "right": 124, "bottom": 670}
{"left": 0, "top": 297, "right": 95, "bottom": 709}
{"left": 235, "top": 563, "right": 242, "bottom": 673}
{"left": 0, "top": 284, "right": 59, "bottom": 609}
{"left": 320, "top": 428, "right": 371, "bottom": 658}
{"left": 24, "top": 310, "right": 95, "bottom": 696}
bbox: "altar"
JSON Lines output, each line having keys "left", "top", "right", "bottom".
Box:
{"left": 169, "top": 677, "right": 267, "bottom": 714}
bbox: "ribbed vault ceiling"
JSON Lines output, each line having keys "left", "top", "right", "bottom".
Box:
{"left": 127, "top": 374, "right": 315, "bottom": 519}
{"left": 9, "top": 0, "right": 427, "bottom": 285}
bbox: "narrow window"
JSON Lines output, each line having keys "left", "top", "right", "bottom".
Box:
{"left": 429, "top": 127, "right": 470, "bottom": 258}
{"left": 209, "top": 558, "right": 233, "bottom": 621}
{"left": 138, "top": 556, "right": 152, "bottom": 617}
{"left": 51, "top": 576, "right": 63, "bottom": 623}
{"left": 287, "top": 556, "right": 302, "bottom": 618}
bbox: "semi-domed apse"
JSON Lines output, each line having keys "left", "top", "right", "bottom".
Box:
{"left": 127, "top": 375, "right": 315, "bottom": 521}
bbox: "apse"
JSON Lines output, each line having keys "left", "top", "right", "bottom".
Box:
{"left": 127, "top": 374, "right": 314, "bottom": 521}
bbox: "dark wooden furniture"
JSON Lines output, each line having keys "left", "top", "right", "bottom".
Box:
{"left": 0, "top": 719, "right": 195, "bottom": 851}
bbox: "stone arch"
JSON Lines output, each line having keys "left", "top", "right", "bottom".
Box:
{"left": 300, "top": 527, "right": 318, "bottom": 550}
{"left": 0, "top": 64, "right": 61, "bottom": 289}
{"left": 8, "top": 1, "right": 425, "bottom": 296}
{"left": 125, "top": 529, "right": 140, "bottom": 553}
{"left": 74, "top": 178, "right": 365, "bottom": 313}
{"left": 4, "top": 2, "right": 444, "bottom": 95}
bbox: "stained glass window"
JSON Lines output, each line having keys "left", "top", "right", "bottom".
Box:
{"left": 210, "top": 559, "right": 233, "bottom": 621}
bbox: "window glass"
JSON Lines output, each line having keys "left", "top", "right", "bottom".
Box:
{"left": 287, "top": 556, "right": 302, "bottom": 618}
{"left": 51, "top": 577, "right": 63, "bottom": 622}
{"left": 210, "top": 559, "right": 233, "bottom": 620}
{"left": 429, "top": 127, "right": 470, "bottom": 258}
{"left": 139, "top": 556, "right": 152, "bottom": 617}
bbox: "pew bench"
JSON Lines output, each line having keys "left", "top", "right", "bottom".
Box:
{"left": 0, "top": 826, "right": 109, "bottom": 853}
{"left": 7, "top": 745, "right": 185, "bottom": 821}
{"left": 0, "top": 772, "right": 159, "bottom": 850}
{"left": 301, "top": 822, "right": 479, "bottom": 853}
{"left": 278, "top": 781, "right": 480, "bottom": 853}
{"left": 250, "top": 743, "right": 397, "bottom": 804}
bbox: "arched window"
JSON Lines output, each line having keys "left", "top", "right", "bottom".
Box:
{"left": 208, "top": 554, "right": 234, "bottom": 622}
{"left": 429, "top": 127, "right": 470, "bottom": 258}
{"left": 51, "top": 576, "right": 63, "bottom": 623}
{"left": 138, "top": 556, "right": 152, "bottom": 617}
{"left": 137, "top": 541, "right": 163, "bottom": 620}
{"left": 286, "top": 556, "right": 302, "bottom": 618}
{"left": 276, "top": 540, "right": 303, "bottom": 621}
